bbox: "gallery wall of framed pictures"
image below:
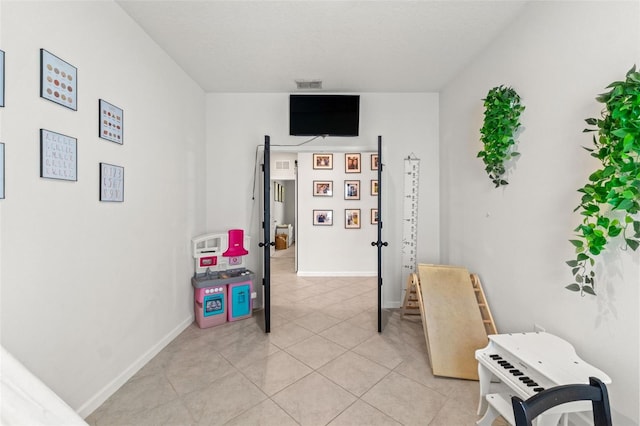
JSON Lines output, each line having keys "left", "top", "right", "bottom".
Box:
{"left": 0, "top": 47, "right": 127, "bottom": 202}
{"left": 310, "top": 151, "right": 378, "bottom": 228}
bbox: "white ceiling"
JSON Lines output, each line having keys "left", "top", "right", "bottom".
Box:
{"left": 116, "top": 0, "right": 528, "bottom": 93}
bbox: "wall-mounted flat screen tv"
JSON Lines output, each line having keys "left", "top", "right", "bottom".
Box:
{"left": 290, "top": 95, "right": 360, "bottom": 137}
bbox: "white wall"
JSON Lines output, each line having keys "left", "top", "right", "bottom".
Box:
{"left": 283, "top": 180, "right": 296, "bottom": 234}
{"left": 205, "top": 93, "right": 439, "bottom": 307}
{"left": 440, "top": 1, "right": 639, "bottom": 424}
{"left": 0, "top": 0, "right": 206, "bottom": 417}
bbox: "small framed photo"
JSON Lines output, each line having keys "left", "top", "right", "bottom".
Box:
{"left": 99, "top": 99, "right": 123, "bottom": 144}
{"left": 40, "top": 49, "right": 77, "bottom": 110}
{"left": 345, "top": 209, "right": 361, "bottom": 229}
{"left": 40, "top": 129, "right": 77, "bottom": 181}
{"left": 371, "top": 179, "right": 379, "bottom": 196}
{"left": 313, "top": 180, "right": 333, "bottom": 197}
{"left": 100, "top": 162, "right": 124, "bottom": 202}
{"left": 0, "top": 143, "right": 4, "bottom": 199}
{"left": 344, "top": 180, "right": 360, "bottom": 200}
{"left": 313, "top": 209, "right": 333, "bottom": 226}
{"left": 371, "top": 208, "right": 379, "bottom": 225}
{"left": 345, "top": 153, "right": 361, "bottom": 173}
{"left": 313, "top": 153, "right": 333, "bottom": 170}
{"left": 274, "top": 182, "right": 284, "bottom": 202}
{"left": 371, "top": 154, "right": 379, "bottom": 171}
{"left": 0, "top": 50, "right": 5, "bottom": 107}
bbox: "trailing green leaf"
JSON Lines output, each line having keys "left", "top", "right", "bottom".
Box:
{"left": 568, "top": 65, "right": 640, "bottom": 296}
{"left": 478, "top": 86, "right": 525, "bottom": 188}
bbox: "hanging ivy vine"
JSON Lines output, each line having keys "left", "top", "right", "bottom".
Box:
{"left": 478, "top": 86, "right": 525, "bottom": 188}
{"left": 567, "top": 65, "right": 640, "bottom": 296}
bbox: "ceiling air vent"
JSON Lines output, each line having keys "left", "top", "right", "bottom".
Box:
{"left": 275, "top": 160, "right": 291, "bottom": 170}
{"left": 295, "top": 80, "right": 322, "bottom": 90}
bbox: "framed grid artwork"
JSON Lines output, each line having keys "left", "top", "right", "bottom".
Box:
{"left": 40, "top": 49, "right": 77, "bottom": 110}
{"left": 100, "top": 162, "right": 124, "bottom": 202}
{"left": 99, "top": 99, "right": 123, "bottom": 144}
{"left": 40, "top": 129, "right": 77, "bottom": 181}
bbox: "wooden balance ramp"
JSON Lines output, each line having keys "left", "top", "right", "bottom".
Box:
{"left": 401, "top": 264, "right": 496, "bottom": 380}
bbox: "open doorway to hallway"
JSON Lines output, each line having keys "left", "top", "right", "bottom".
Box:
{"left": 270, "top": 178, "right": 296, "bottom": 272}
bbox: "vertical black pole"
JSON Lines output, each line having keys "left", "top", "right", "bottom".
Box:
{"left": 377, "top": 135, "right": 383, "bottom": 333}
{"left": 263, "top": 135, "right": 271, "bottom": 333}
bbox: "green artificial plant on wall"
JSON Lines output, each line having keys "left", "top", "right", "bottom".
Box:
{"left": 478, "top": 85, "right": 525, "bottom": 188}
{"left": 567, "top": 65, "right": 640, "bottom": 296}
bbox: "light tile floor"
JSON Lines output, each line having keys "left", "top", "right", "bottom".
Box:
{"left": 86, "top": 245, "right": 496, "bottom": 425}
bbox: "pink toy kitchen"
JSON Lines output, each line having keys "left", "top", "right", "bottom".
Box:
{"left": 191, "top": 229, "right": 255, "bottom": 328}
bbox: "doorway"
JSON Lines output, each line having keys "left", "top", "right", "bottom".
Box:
{"left": 261, "top": 144, "right": 388, "bottom": 334}
{"left": 269, "top": 152, "right": 298, "bottom": 274}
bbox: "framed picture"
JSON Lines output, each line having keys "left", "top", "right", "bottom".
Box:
{"left": 371, "top": 208, "right": 379, "bottom": 225}
{"left": 344, "top": 180, "right": 360, "bottom": 200}
{"left": 313, "top": 180, "right": 333, "bottom": 197}
{"left": 99, "top": 99, "right": 123, "bottom": 144}
{"left": 0, "top": 50, "right": 5, "bottom": 107}
{"left": 371, "top": 179, "right": 379, "bottom": 196}
{"left": 100, "top": 163, "right": 124, "bottom": 202}
{"left": 40, "top": 129, "right": 77, "bottom": 181}
{"left": 345, "top": 153, "right": 361, "bottom": 173}
{"left": 0, "top": 143, "right": 4, "bottom": 199}
{"left": 280, "top": 184, "right": 285, "bottom": 202}
{"left": 345, "top": 209, "right": 361, "bottom": 229}
{"left": 371, "top": 154, "right": 379, "bottom": 171}
{"left": 313, "top": 153, "right": 333, "bottom": 170}
{"left": 274, "top": 182, "right": 279, "bottom": 201}
{"left": 40, "top": 49, "right": 77, "bottom": 110}
{"left": 313, "top": 209, "right": 333, "bottom": 226}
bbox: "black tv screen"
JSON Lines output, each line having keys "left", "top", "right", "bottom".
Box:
{"left": 290, "top": 95, "right": 360, "bottom": 137}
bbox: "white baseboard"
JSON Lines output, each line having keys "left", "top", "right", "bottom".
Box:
{"left": 77, "top": 315, "right": 193, "bottom": 419}
{"left": 568, "top": 409, "right": 635, "bottom": 426}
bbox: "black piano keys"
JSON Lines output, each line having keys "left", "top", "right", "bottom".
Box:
{"left": 489, "top": 354, "right": 546, "bottom": 393}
